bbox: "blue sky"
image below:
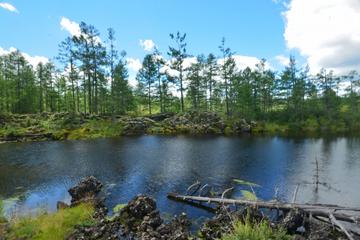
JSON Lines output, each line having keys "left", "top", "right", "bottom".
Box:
{"left": 0, "top": 1, "right": 292, "bottom": 66}
{"left": 1, "top": 0, "right": 360, "bottom": 77}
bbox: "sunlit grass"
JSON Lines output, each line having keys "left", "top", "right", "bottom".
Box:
{"left": 66, "top": 119, "right": 124, "bottom": 140}
{"left": 6, "top": 203, "right": 94, "bottom": 240}
{"left": 0, "top": 199, "right": 6, "bottom": 223}
{"left": 221, "top": 218, "right": 290, "bottom": 240}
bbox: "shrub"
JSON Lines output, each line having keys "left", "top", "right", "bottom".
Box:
{"left": 221, "top": 218, "right": 290, "bottom": 240}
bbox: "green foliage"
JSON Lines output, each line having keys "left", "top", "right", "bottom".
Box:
{"left": 66, "top": 120, "right": 124, "bottom": 140}
{"left": 1, "top": 27, "right": 360, "bottom": 135}
{"left": 6, "top": 203, "right": 94, "bottom": 240}
{"left": 224, "top": 126, "right": 234, "bottom": 135}
{"left": 0, "top": 199, "right": 6, "bottom": 223}
{"left": 303, "top": 117, "right": 320, "bottom": 133}
{"left": 221, "top": 218, "right": 291, "bottom": 240}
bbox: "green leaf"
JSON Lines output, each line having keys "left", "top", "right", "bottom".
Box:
{"left": 241, "top": 190, "right": 257, "bottom": 201}
{"left": 113, "top": 204, "right": 127, "bottom": 213}
{"left": 233, "top": 179, "right": 260, "bottom": 187}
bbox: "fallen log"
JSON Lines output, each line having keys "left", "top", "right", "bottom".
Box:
{"left": 167, "top": 192, "right": 360, "bottom": 224}
{"left": 329, "top": 213, "right": 355, "bottom": 240}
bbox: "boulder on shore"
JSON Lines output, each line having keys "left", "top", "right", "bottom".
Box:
{"left": 67, "top": 180, "right": 191, "bottom": 240}
{"left": 68, "top": 176, "right": 103, "bottom": 205}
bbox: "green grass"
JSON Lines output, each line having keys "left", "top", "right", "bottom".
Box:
{"left": 221, "top": 218, "right": 291, "bottom": 240}
{"left": 64, "top": 119, "right": 124, "bottom": 140}
{"left": 0, "top": 199, "right": 6, "bottom": 223}
{"left": 6, "top": 203, "right": 95, "bottom": 240}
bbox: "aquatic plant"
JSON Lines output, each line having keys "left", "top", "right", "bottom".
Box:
{"left": 233, "top": 179, "right": 260, "bottom": 188}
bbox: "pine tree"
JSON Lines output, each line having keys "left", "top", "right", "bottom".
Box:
{"left": 168, "top": 32, "right": 188, "bottom": 112}
{"left": 136, "top": 54, "right": 157, "bottom": 114}
{"left": 219, "top": 38, "right": 236, "bottom": 117}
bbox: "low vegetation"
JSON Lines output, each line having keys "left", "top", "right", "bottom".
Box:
{"left": 4, "top": 203, "right": 94, "bottom": 240}
{"left": 221, "top": 218, "right": 291, "bottom": 240}
{"left": 0, "top": 111, "right": 356, "bottom": 143}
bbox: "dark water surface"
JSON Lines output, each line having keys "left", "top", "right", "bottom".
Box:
{"left": 1, "top": 136, "right": 360, "bottom": 220}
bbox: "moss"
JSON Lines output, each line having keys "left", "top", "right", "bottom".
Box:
{"left": 221, "top": 219, "right": 290, "bottom": 240}
{"left": 52, "top": 129, "right": 71, "bottom": 140}
{"left": 66, "top": 120, "right": 124, "bottom": 140}
{"left": 206, "top": 126, "right": 222, "bottom": 135}
{"left": 113, "top": 203, "right": 127, "bottom": 214}
{"left": 6, "top": 203, "right": 94, "bottom": 240}
{"left": 175, "top": 124, "right": 191, "bottom": 134}
{"left": 224, "top": 126, "right": 234, "bottom": 135}
{"left": 67, "top": 127, "right": 92, "bottom": 140}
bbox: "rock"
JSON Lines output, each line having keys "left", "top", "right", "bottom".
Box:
{"left": 147, "top": 113, "right": 175, "bottom": 122}
{"left": 122, "top": 118, "right": 155, "bottom": 135}
{"left": 230, "top": 119, "right": 252, "bottom": 133}
{"left": 293, "top": 235, "right": 307, "bottom": 240}
{"left": 68, "top": 176, "right": 103, "bottom": 205}
{"left": 67, "top": 194, "right": 190, "bottom": 240}
{"left": 281, "top": 209, "right": 307, "bottom": 234}
{"left": 119, "top": 195, "right": 157, "bottom": 220}
{"left": 163, "top": 111, "right": 225, "bottom": 135}
{"left": 118, "top": 195, "right": 160, "bottom": 232}
{"left": 200, "top": 207, "right": 235, "bottom": 239}
{"left": 156, "top": 213, "right": 191, "bottom": 240}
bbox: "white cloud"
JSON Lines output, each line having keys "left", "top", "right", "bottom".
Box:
{"left": 60, "top": 17, "right": 81, "bottom": 37}
{"left": 126, "top": 58, "right": 142, "bottom": 72}
{"left": 159, "top": 57, "right": 199, "bottom": 78}
{"left": 0, "top": 46, "right": 16, "bottom": 55}
{"left": 0, "top": 2, "right": 18, "bottom": 13}
{"left": 0, "top": 47, "right": 48, "bottom": 67}
{"left": 60, "top": 17, "right": 102, "bottom": 44}
{"left": 217, "top": 55, "right": 271, "bottom": 71}
{"left": 182, "top": 57, "right": 198, "bottom": 69}
{"left": 283, "top": 0, "right": 360, "bottom": 74}
{"left": 275, "top": 55, "right": 290, "bottom": 66}
{"left": 139, "top": 39, "right": 156, "bottom": 52}
{"left": 22, "top": 53, "right": 49, "bottom": 67}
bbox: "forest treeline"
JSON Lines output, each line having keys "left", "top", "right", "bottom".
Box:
{"left": 1, "top": 22, "right": 360, "bottom": 130}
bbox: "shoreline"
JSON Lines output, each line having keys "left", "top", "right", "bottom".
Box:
{"left": 1, "top": 176, "right": 356, "bottom": 240}
{"left": 0, "top": 112, "right": 357, "bottom": 144}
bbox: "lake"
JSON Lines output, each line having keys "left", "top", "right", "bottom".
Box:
{"left": 1, "top": 135, "right": 360, "bottom": 221}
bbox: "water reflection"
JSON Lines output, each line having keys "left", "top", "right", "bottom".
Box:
{"left": 0, "top": 136, "right": 359, "bottom": 219}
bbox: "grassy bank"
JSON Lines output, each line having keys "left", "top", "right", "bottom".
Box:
{"left": 1, "top": 202, "right": 94, "bottom": 240}
{"left": 0, "top": 112, "right": 357, "bottom": 143}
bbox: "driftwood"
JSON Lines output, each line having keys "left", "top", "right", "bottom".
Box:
{"left": 167, "top": 192, "right": 360, "bottom": 239}
{"left": 329, "top": 213, "right": 355, "bottom": 240}
{"left": 186, "top": 181, "right": 201, "bottom": 195}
